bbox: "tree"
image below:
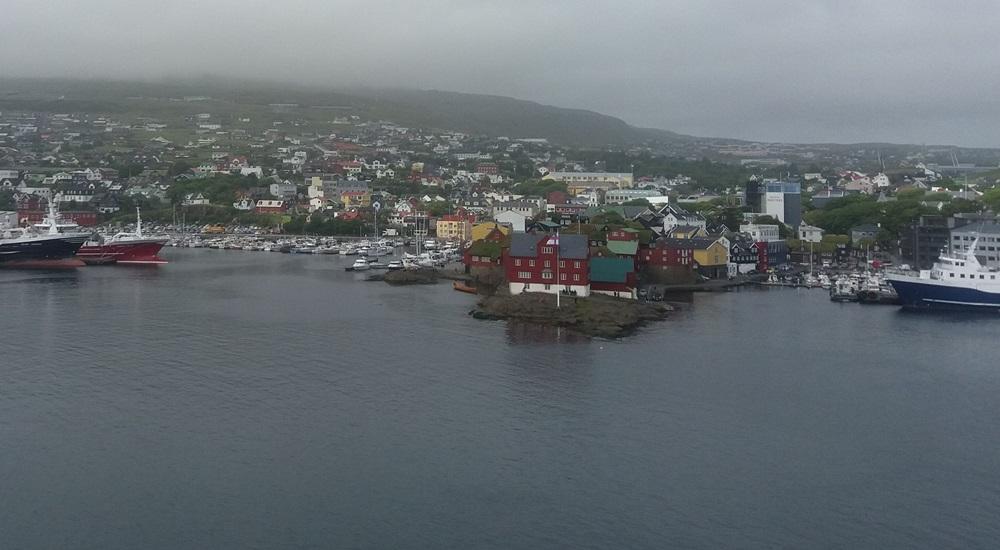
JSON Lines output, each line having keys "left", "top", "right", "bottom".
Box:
{"left": 0, "top": 190, "right": 14, "bottom": 210}
{"left": 168, "top": 161, "right": 194, "bottom": 177}
{"left": 425, "top": 201, "right": 452, "bottom": 217}
{"left": 982, "top": 188, "right": 1000, "bottom": 212}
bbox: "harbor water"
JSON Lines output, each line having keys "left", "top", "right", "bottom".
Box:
{"left": 2, "top": 248, "right": 999, "bottom": 549}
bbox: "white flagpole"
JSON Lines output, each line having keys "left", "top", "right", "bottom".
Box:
{"left": 556, "top": 229, "right": 561, "bottom": 309}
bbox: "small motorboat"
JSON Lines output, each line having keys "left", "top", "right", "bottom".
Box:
{"left": 453, "top": 280, "right": 477, "bottom": 294}
{"left": 348, "top": 257, "right": 370, "bottom": 271}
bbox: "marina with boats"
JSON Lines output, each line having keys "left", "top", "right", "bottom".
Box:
{"left": 9, "top": 200, "right": 1000, "bottom": 318}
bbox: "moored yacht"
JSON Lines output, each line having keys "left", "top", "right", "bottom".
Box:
{"left": 350, "top": 257, "right": 370, "bottom": 271}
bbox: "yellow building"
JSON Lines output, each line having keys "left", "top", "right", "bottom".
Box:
{"left": 471, "top": 222, "right": 511, "bottom": 242}
{"left": 543, "top": 171, "right": 634, "bottom": 196}
{"left": 668, "top": 226, "right": 708, "bottom": 239}
{"left": 340, "top": 190, "right": 371, "bottom": 208}
{"left": 436, "top": 219, "right": 473, "bottom": 241}
{"left": 690, "top": 236, "right": 729, "bottom": 279}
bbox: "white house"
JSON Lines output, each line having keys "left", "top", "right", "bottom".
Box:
{"left": 184, "top": 193, "right": 210, "bottom": 206}
{"left": 269, "top": 182, "right": 297, "bottom": 199}
{"left": 739, "top": 223, "right": 781, "bottom": 243}
{"left": 660, "top": 204, "right": 706, "bottom": 233}
{"left": 872, "top": 173, "right": 891, "bottom": 188}
{"left": 233, "top": 198, "right": 255, "bottom": 211}
{"left": 494, "top": 209, "right": 529, "bottom": 232}
{"left": 798, "top": 222, "right": 824, "bottom": 243}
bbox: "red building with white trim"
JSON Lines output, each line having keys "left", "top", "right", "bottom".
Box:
{"left": 504, "top": 233, "right": 590, "bottom": 296}
{"left": 639, "top": 238, "right": 694, "bottom": 269}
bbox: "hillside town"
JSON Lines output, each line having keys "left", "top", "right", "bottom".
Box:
{"left": 3, "top": 98, "right": 1000, "bottom": 301}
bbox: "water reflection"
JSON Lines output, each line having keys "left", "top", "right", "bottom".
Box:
{"left": 504, "top": 321, "right": 590, "bottom": 345}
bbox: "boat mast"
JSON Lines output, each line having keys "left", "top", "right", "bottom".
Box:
{"left": 47, "top": 199, "right": 59, "bottom": 235}
{"left": 135, "top": 206, "right": 143, "bottom": 237}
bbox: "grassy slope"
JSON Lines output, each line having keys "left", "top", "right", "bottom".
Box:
{"left": 0, "top": 78, "right": 688, "bottom": 148}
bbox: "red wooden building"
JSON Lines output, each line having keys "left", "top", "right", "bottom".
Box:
{"left": 639, "top": 238, "right": 694, "bottom": 269}
{"left": 462, "top": 227, "right": 509, "bottom": 270}
{"left": 504, "top": 233, "right": 591, "bottom": 296}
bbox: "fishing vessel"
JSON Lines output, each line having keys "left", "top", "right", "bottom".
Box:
{"left": 0, "top": 201, "right": 89, "bottom": 268}
{"left": 886, "top": 237, "right": 1000, "bottom": 310}
{"left": 75, "top": 208, "right": 169, "bottom": 265}
{"left": 856, "top": 273, "right": 900, "bottom": 305}
{"left": 829, "top": 276, "right": 860, "bottom": 302}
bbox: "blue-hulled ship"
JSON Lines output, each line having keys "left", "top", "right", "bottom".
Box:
{"left": 0, "top": 201, "right": 90, "bottom": 268}
{"left": 887, "top": 237, "right": 1000, "bottom": 310}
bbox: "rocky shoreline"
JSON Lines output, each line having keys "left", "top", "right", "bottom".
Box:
{"left": 470, "top": 292, "right": 673, "bottom": 339}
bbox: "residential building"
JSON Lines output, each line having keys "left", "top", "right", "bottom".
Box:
{"left": 640, "top": 238, "right": 694, "bottom": 270}
{"left": 728, "top": 235, "right": 760, "bottom": 276}
{"left": 463, "top": 227, "right": 510, "bottom": 271}
{"left": 739, "top": 223, "right": 781, "bottom": 243}
{"left": 589, "top": 257, "right": 638, "bottom": 299}
{"left": 471, "top": 222, "right": 511, "bottom": 242}
{"left": 340, "top": 189, "right": 371, "bottom": 208}
{"left": 183, "top": 193, "right": 210, "bottom": 206}
{"left": 690, "top": 236, "right": 730, "bottom": 279}
{"left": 660, "top": 204, "right": 706, "bottom": 233}
{"left": 255, "top": 200, "right": 287, "bottom": 214}
{"left": 667, "top": 225, "right": 707, "bottom": 239}
{"left": 494, "top": 209, "right": 529, "bottom": 232}
{"left": 758, "top": 240, "right": 789, "bottom": 271}
{"left": 505, "top": 233, "right": 590, "bottom": 296}
{"left": 798, "top": 222, "right": 824, "bottom": 243}
{"left": 269, "top": 182, "right": 297, "bottom": 199}
{"left": 603, "top": 229, "right": 641, "bottom": 269}
{"left": 436, "top": 215, "right": 473, "bottom": 241}
{"left": 492, "top": 200, "right": 540, "bottom": 219}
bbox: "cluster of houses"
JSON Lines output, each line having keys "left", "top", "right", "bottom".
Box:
{"left": 457, "top": 200, "right": 790, "bottom": 300}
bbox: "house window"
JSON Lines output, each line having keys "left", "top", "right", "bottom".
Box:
{"left": 518, "top": 271, "right": 531, "bottom": 279}
{"left": 561, "top": 273, "right": 567, "bottom": 281}
{"left": 542, "top": 272, "right": 553, "bottom": 280}
{"left": 559, "top": 260, "right": 565, "bottom": 268}
{"left": 544, "top": 284, "right": 551, "bottom": 290}
{"left": 949, "top": 273, "right": 954, "bottom": 277}
{"left": 544, "top": 260, "right": 551, "bottom": 268}
{"left": 574, "top": 261, "right": 580, "bottom": 268}
{"left": 573, "top": 274, "right": 580, "bottom": 281}
{"left": 529, "top": 259, "right": 535, "bottom": 267}
{"left": 514, "top": 259, "right": 521, "bottom": 266}
{"left": 541, "top": 246, "right": 553, "bottom": 254}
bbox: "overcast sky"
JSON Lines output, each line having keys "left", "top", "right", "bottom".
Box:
{"left": 3, "top": 0, "right": 1000, "bottom": 146}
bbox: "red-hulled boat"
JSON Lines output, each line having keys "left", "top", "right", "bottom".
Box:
{"left": 74, "top": 208, "right": 169, "bottom": 265}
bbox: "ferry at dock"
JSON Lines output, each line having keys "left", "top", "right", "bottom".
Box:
{"left": 887, "top": 237, "right": 1000, "bottom": 310}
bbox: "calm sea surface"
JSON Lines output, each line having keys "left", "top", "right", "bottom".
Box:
{"left": 2, "top": 248, "right": 999, "bottom": 549}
